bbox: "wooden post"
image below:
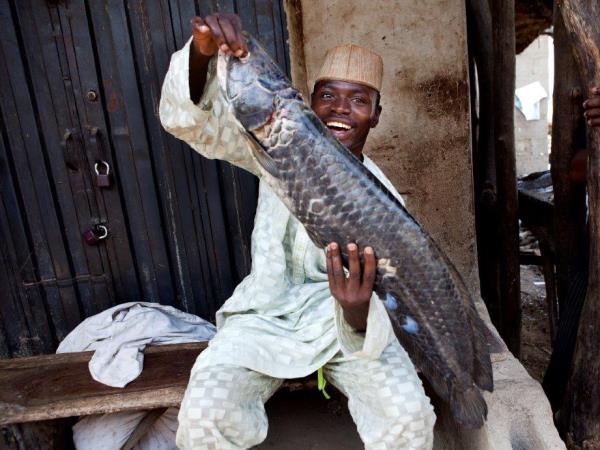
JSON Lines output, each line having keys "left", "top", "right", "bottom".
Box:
{"left": 550, "top": 8, "right": 587, "bottom": 312}
{"left": 466, "top": 0, "right": 502, "bottom": 330}
{"left": 542, "top": 5, "right": 587, "bottom": 414}
{"left": 558, "top": 1, "right": 600, "bottom": 448}
{"left": 490, "top": 0, "right": 521, "bottom": 355}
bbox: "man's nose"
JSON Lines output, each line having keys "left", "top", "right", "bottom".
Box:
{"left": 332, "top": 97, "right": 351, "bottom": 114}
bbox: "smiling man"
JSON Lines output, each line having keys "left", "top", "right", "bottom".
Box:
{"left": 160, "top": 13, "right": 435, "bottom": 450}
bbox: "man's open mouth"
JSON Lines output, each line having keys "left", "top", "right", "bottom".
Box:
{"left": 326, "top": 121, "right": 352, "bottom": 131}
{"left": 326, "top": 121, "right": 353, "bottom": 140}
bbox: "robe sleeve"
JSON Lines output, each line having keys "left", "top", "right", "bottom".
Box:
{"left": 334, "top": 292, "right": 395, "bottom": 359}
{"left": 159, "top": 37, "right": 261, "bottom": 176}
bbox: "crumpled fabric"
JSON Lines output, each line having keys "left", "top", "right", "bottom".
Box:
{"left": 72, "top": 408, "right": 179, "bottom": 450}
{"left": 57, "top": 302, "right": 216, "bottom": 387}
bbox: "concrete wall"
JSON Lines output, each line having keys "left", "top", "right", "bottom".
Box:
{"left": 515, "top": 35, "right": 552, "bottom": 177}
{"left": 285, "top": 0, "right": 478, "bottom": 293}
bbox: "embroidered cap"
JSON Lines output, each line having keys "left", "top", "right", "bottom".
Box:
{"left": 315, "top": 43, "right": 383, "bottom": 92}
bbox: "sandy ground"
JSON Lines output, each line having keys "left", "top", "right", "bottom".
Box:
{"left": 519, "top": 264, "right": 553, "bottom": 382}
{"left": 257, "top": 388, "right": 362, "bottom": 449}
{"left": 256, "top": 265, "right": 553, "bottom": 448}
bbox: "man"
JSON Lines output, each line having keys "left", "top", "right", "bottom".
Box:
{"left": 160, "top": 13, "right": 435, "bottom": 450}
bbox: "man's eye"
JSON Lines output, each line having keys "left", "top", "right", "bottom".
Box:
{"left": 321, "top": 93, "right": 333, "bottom": 99}
{"left": 352, "top": 97, "right": 367, "bottom": 104}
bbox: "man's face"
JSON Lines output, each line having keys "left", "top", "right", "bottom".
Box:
{"left": 311, "top": 80, "right": 381, "bottom": 158}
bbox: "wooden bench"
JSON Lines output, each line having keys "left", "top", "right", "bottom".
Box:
{"left": 0, "top": 342, "right": 315, "bottom": 427}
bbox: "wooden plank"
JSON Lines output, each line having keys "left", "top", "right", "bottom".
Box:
{"left": 0, "top": 343, "right": 206, "bottom": 425}
{"left": 56, "top": 1, "right": 143, "bottom": 304}
{"left": 0, "top": 122, "right": 54, "bottom": 356}
{"left": 255, "top": 0, "right": 277, "bottom": 60}
{"left": 272, "top": 0, "right": 291, "bottom": 76}
{"left": 0, "top": 342, "right": 317, "bottom": 426}
{"left": 169, "top": 0, "right": 241, "bottom": 316}
{"left": 0, "top": 226, "right": 34, "bottom": 357}
{"left": 0, "top": 0, "right": 82, "bottom": 340}
{"left": 16, "top": 0, "right": 116, "bottom": 317}
{"left": 84, "top": 0, "right": 174, "bottom": 303}
{"left": 125, "top": 0, "right": 203, "bottom": 314}
{"left": 218, "top": 164, "right": 256, "bottom": 284}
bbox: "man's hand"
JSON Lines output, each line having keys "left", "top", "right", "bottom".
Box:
{"left": 189, "top": 14, "right": 248, "bottom": 103}
{"left": 326, "top": 242, "right": 377, "bottom": 331}
{"left": 191, "top": 14, "right": 248, "bottom": 58}
{"left": 583, "top": 86, "right": 600, "bottom": 128}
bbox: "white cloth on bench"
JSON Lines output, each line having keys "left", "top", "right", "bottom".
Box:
{"left": 73, "top": 408, "right": 179, "bottom": 450}
{"left": 57, "top": 301, "right": 216, "bottom": 388}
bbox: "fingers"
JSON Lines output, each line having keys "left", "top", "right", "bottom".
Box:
{"left": 327, "top": 242, "right": 377, "bottom": 303}
{"left": 359, "top": 247, "right": 377, "bottom": 299}
{"left": 326, "top": 242, "right": 346, "bottom": 295}
{"left": 217, "top": 15, "right": 247, "bottom": 57}
{"left": 191, "top": 16, "right": 218, "bottom": 56}
{"left": 347, "top": 243, "right": 361, "bottom": 292}
{"left": 200, "top": 14, "right": 246, "bottom": 57}
{"left": 584, "top": 87, "right": 600, "bottom": 127}
{"left": 203, "top": 14, "right": 225, "bottom": 50}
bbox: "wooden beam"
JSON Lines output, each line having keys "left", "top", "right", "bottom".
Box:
{"left": 0, "top": 342, "right": 316, "bottom": 426}
{"left": 0, "top": 343, "right": 206, "bottom": 425}
{"left": 490, "top": 0, "right": 521, "bottom": 355}
{"left": 557, "top": 2, "right": 600, "bottom": 448}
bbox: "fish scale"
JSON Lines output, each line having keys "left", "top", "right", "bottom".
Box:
{"left": 218, "top": 34, "right": 493, "bottom": 428}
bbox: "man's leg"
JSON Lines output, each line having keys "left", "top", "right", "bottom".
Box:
{"left": 177, "top": 362, "right": 283, "bottom": 450}
{"left": 325, "top": 341, "right": 435, "bottom": 450}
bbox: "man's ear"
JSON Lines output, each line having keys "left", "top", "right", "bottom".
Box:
{"left": 370, "top": 104, "right": 382, "bottom": 128}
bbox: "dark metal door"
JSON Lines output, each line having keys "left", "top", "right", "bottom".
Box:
{"left": 0, "top": 0, "right": 290, "bottom": 357}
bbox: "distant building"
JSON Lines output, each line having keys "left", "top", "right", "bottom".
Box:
{"left": 515, "top": 35, "right": 552, "bottom": 177}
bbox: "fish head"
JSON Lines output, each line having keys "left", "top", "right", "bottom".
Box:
{"left": 218, "top": 35, "right": 291, "bottom": 134}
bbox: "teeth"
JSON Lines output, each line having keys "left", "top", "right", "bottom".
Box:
{"left": 326, "top": 121, "right": 351, "bottom": 130}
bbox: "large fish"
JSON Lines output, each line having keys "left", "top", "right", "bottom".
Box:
{"left": 217, "top": 35, "right": 493, "bottom": 428}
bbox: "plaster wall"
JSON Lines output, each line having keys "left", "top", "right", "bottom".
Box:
{"left": 286, "top": 0, "right": 478, "bottom": 293}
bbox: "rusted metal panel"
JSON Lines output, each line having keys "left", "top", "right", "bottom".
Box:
{"left": 0, "top": 0, "right": 290, "bottom": 355}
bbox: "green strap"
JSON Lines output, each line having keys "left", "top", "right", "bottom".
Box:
{"left": 317, "top": 367, "right": 331, "bottom": 400}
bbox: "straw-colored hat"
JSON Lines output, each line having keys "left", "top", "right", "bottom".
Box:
{"left": 315, "top": 44, "right": 383, "bottom": 92}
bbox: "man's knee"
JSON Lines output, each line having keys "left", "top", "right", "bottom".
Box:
{"left": 176, "top": 365, "right": 271, "bottom": 449}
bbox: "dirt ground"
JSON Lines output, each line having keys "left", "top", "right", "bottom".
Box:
{"left": 258, "top": 388, "right": 362, "bottom": 449}
{"left": 519, "top": 264, "right": 553, "bottom": 382}
{"left": 256, "top": 265, "right": 553, "bottom": 448}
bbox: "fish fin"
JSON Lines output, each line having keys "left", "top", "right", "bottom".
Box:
{"left": 449, "top": 262, "right": 494, "bottom": 393}
{"left": 468, "top": 305, "right": 494, "bottom": 392}
{"left": 451, "top": 385, "right": 488, "bottom": 429}
{"left": 382, "top": 297, "right": 452, "bottom": 402}
{"left": 240, "top": 130, "right": 280, "bottom": 178}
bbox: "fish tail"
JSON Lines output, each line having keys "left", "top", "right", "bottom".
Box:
{"left": 451, "top": 385, "right": 488, "bottom": 428}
